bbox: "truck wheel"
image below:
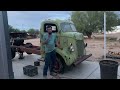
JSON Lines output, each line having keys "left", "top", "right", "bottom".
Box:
{"left": 54, "top": 55, "right": 66, "bottom": 74}
{"left": 25, "top": 43, "right": 33, "bottom": 54}
{"left": 11, "top": 47, "right": 16, "bottom": 59}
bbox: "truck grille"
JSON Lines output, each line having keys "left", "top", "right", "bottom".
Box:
{"left": 76, "top": 40, "right": 84, "bottom": 57}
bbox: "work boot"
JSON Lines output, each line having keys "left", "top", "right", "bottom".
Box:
{"left": 50, "top": 72, "right": 57, "bottom": 76}
{"left": 43, "top": 75, "right": 47, "bottom": 79}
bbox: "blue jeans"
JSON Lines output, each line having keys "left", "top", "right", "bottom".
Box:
{"left": 43, "top": 50, "right": 56, "bottom": 76}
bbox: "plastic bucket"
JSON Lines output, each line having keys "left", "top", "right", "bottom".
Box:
{"left": 99, "top": 60, "right": 118, "bottom": 79}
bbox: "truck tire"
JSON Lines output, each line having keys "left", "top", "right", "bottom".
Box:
{"left": 54, "top": 55, "right": 67, "bottom": 74}
{"left": 25, "top": 43, "right": 33, "bottom": 54}
{"left": 11, "top": 47, "right": 16, "bottom": 59}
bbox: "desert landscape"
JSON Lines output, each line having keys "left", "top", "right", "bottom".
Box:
{"left": 24, "top": 33, "right": 120, "bottom": 62}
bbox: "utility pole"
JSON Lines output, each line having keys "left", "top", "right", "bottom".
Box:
{"left": 104, "top": 12, "right": 106, "bottom": 60}
{"left": 0, "top": 11, "right": 14, "bottom": 79}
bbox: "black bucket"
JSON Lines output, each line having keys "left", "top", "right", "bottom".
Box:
{"left": 99, "top": 60, "right": 119, "bottom": 79}
{"left": 34, "top": 61, "right": 40, "bottom": 66}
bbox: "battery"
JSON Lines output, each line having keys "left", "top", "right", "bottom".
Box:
{"left": 23, "top": 65, "right": 38, "bottom": 77}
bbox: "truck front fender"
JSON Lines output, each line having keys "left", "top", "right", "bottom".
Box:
{"left": 56, "top": 48, "right": 70, "bottom": 66}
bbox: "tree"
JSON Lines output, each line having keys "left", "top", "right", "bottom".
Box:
{"left": 8, "top": 25, "right": 21, "bottom": 33}
{"left": 34, "top": 29, "right": 39, "bottom": 35}
{"left": 71, "top": 11, "right": 119, "bottom": 38}
{"left": 27, "top": 28, "right": 36, "bottom": 34}
{"left": 27, "top": 28, "right": 40, "bottom": 35}
{"left": 106, "top": 11, "right": 119, "bottom": 32}
{"left": 117, "top": 18, "right": 120, "bottom": 26}
{"left": 8, "top": 25, "right": 14, "bottom": 32}
{"left": 21, "top": 30, "right": 27, "bottom": 33}
{"left": 14, "top": 28, "right": 21, "bottom": 33}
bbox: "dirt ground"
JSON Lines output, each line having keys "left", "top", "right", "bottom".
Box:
{"left": 24, "top": 33, "right": 120, "bottom": 62}
{"left": 24, "top": 38, "right": 40, "bottom": 46}
{"left": 85, "top": 38, "right": 120, "bottom": 62}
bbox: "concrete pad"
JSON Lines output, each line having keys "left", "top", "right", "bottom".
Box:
{"left": 12, "top": 54, "right": 100, "bottom": 79}
{"left": 62, "top": 61, "right": 99, "bottom": 79}
{"left": 12, "top": 53, "right": 55, "bottom": 79}
{"left": 86, "top": 67, "right": 100, "bottom": 79}
{"left": 117, "top": 75, "right": 120, "bottom": 79}
{"left": 13, "top": 53, "right": 41, "bottom": 65}
{"left": 87, "top": 63, "right": 120, "bottom": 79}
{"left": 13, "top": 61, "right": 46, "bottom": 79}
{"left": 13, "top": 62, "right": 25, "bottom": 79}
{"left": 12, "top": 54, "right": 120, "bottom": 79}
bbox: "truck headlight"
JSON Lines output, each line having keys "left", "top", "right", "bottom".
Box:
{"left": 70, "top": 46, "right": 73, "bottom": 49}
{"left": 71, "top": 48, "right": 75, "bottom": 52}
{"left": 69, "top": 43, "right": 74, "bottom": 52}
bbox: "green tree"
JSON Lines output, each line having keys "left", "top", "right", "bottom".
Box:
{"left": 105, "top": 11, "right": 118, "bottom": 32}
{"left": 27, "top": 28, "right": 40, "bottom": 35}
{"left": 34, "top": 29, "right": 39, "bottom": 35}
{"left": 21, "top": 30, "right": 27, "bottom": 33}
{"left": 27, "top": 28, "right": 36, "bottom": 34}
{"left": 8, "top": 25, "right": 14, "bottom": 32}
{"left": 71, "top": 11, "right": 119, "bottom": 38}
{"left": 117, "top": 18, "right": 120, "bottom": 26}
{"left": 8, "top": 25, "right": 21, "bottom": 33}
{"left": 14, "top": 28, "right": 21, "bottom": 32}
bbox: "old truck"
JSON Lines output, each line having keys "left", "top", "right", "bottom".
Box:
{"left": 10, "top": 19, "right": 92, "bottom": 73}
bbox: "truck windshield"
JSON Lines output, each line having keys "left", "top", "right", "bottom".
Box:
{"left": 61, "top": 23, "right": 77, "bottom": 32}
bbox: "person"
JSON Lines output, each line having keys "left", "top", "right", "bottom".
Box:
{"left": 41, "top": 25, "right": 62, "bottom": 79}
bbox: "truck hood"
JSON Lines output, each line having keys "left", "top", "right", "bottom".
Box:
{"left": 61, "top": 32, "right": 84, "bottom": 40}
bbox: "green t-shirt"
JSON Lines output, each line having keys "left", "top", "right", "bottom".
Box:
{"left": 42, "top": 33, "right": 57, "bottom": 53}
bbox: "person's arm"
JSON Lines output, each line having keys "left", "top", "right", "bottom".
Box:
{"left": 42, "top": 34, "right": 49, "bottom": 45}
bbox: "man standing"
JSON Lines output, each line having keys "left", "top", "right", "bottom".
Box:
{"left": 42, "top": 25, "right": 61, "bottom": 79}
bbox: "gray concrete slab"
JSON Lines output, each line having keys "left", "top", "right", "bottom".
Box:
{"left": 87, "top": 63, "right": 120, "bottom": 79}
{"left": 12, "top": 54, "right": 100, "bottom": 79}
{"left": 12, "top": 53, "right": 40, "bottom": 65}
{"left": 86, "top": 67, "right": 100, "bottom": 79}
{"left": 12, "top": 54, "right": 120, "bottom": 79}
{"left": 13, "top": 61, "right": 51, "bottom": 79}
{"left": 12, "top": 53, "right": 54, "bottom": 79}
{"left": 63, "top": 61, "right": 99, "bottom": 79}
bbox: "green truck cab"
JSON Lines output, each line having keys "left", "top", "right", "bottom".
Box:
{"left": 40, "top": 19, "right": 92, "bottom": 73}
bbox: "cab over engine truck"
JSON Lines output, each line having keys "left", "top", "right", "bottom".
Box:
{"left": 10, "top": 19, "right": 92, "bottom": 73}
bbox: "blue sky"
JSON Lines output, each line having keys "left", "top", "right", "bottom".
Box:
{"left": 7, "top": 11, "right": 71, "bottom": 30}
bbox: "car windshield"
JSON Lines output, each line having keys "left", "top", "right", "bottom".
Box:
{"left": 61, "top": 23, "right": 77, "bottom": 32}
